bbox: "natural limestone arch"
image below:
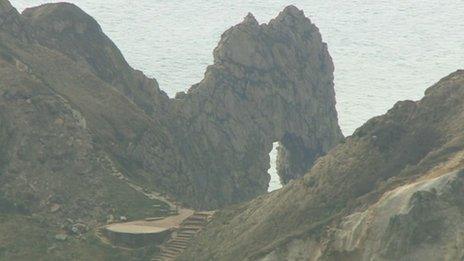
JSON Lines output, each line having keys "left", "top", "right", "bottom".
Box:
{"left": 166, "top": 6, "right": 344, "bottom": 208}
{"left": 15, "top": 2, "right": 343, "bottom": 209}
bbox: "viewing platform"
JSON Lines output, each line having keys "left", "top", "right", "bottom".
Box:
{"left": 102, "top": 209, "right": 194, "bottom": 248}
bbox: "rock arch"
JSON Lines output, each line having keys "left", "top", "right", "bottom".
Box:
{"left": 10, "top": 2, "right": 343, "bottom": 209}
{"left": 165, "top": 6, "right": 343, "bottom": 208}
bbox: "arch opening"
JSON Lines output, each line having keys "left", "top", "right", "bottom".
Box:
{"left": 268, "top": 141, "right": 283, "bottom": 192}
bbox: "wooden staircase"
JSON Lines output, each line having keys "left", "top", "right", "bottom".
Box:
{"left": 152, "top": 211, "right": 214, "bottom": 261}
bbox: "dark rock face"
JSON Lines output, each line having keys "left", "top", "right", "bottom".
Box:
{"left": 180, "top": 71, "right": 464, "bottom": 260}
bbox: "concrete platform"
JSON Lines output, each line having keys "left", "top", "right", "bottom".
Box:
{"left": 103, "top": 209, "right": 194, "bottom": 248}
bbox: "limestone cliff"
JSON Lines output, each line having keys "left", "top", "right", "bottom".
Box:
{"left": 180, "top": 70, "right": 464, "bottom": 260}
{"left": 3, "top": 0, "right": 464, "bottom": 260}
{"left": 166, "top": 6, "right": 342, "bottom": 207}
{"left": 0, "top": 2, "right": 342, "bottom": 211}
{"left": 0, "top": 1, "right": 342, "bottom": 259}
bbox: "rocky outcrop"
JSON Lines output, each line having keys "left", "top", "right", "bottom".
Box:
{"left": 22, "top": 3, "right": 170, "bottom": 116}
{"left": 3, "top": 0, "right": 464, "bottom": 260}
{"left": 258, "top": 170, "right": 464, "bottom": 261}
{"left": 180, "top": 70, "right": 464, "bottom": 260}
{"left": 7, "top": 3, "right": 342, "bottom": 210}
{"left": 0, "top": 1, "right": 342, "bottom": 259}
{"left": 163, "top": 6, "right": 342, "bottom": 208}
{"left": 323, "top": 170, "right": 464, "bottom": 261}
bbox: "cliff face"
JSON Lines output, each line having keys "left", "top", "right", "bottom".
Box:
{"left": 0, "top": 2, "right": 342, "bottom": 211}
{"left": 2, "top": 0, "right": 464, "bottom": 260}
{"left": 0, "top": 1, "right": 342, "bottom": 258}
{"left": 166, "top": 6, "right": 342, "bottom": 207}
{"left": 180, "top": 70, "right": 464, "bottom": 261}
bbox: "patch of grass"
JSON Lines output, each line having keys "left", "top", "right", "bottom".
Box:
{"left": 0, "top": 214, "right": 158, "bottom": 260}
{"left": 99, "top": 174, "right": 171, "bottom": 220}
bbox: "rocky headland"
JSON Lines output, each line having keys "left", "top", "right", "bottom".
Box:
{"left": 1, "top": 0, "right": 463, "bottom": 260}
{"left": 0, "top": 1, "right": 342, "bottom": 259}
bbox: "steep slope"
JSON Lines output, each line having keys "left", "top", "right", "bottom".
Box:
{"left": 0, "top": 1, "right": 174, "bottom": 259}
{"left": 22, "top": 3, "right": 170, "bottom": 116}
{"left": 180, "top": 70, "right": 464, "bottom": 260}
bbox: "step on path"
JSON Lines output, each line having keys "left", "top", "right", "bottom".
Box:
{"left": 152, "top": 211, "right": 215, "bottom": 261}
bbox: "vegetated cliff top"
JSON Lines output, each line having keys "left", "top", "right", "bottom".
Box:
{"left": 180, "top": 70, "right": 464, "bottom": 260}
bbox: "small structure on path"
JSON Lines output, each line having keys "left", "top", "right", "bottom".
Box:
{"left": 102, "top": 209, "right": 194, "bottom": 248}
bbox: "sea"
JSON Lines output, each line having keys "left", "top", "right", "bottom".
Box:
{"left": 12, "top": 0, "right": 464, "bottom": 191}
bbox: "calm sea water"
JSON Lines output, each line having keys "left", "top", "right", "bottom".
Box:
{"left": 12, "top": 0, "right": 464, "bottom": 190}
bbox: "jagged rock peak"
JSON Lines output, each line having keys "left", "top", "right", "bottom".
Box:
{"left": 213, "top": 5, "right": 323, "bottom": 71}
{"left": 280, "top": 5, "right": 305, "bottom": 18}
{"left": 183, "top": 3, "right": 342, "bottom": 206}
{"left": 242, "top": 12, "right": 258, "bottom": 26}
{"left": 270, "top": 5, "right": 312, "bottom": 28}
